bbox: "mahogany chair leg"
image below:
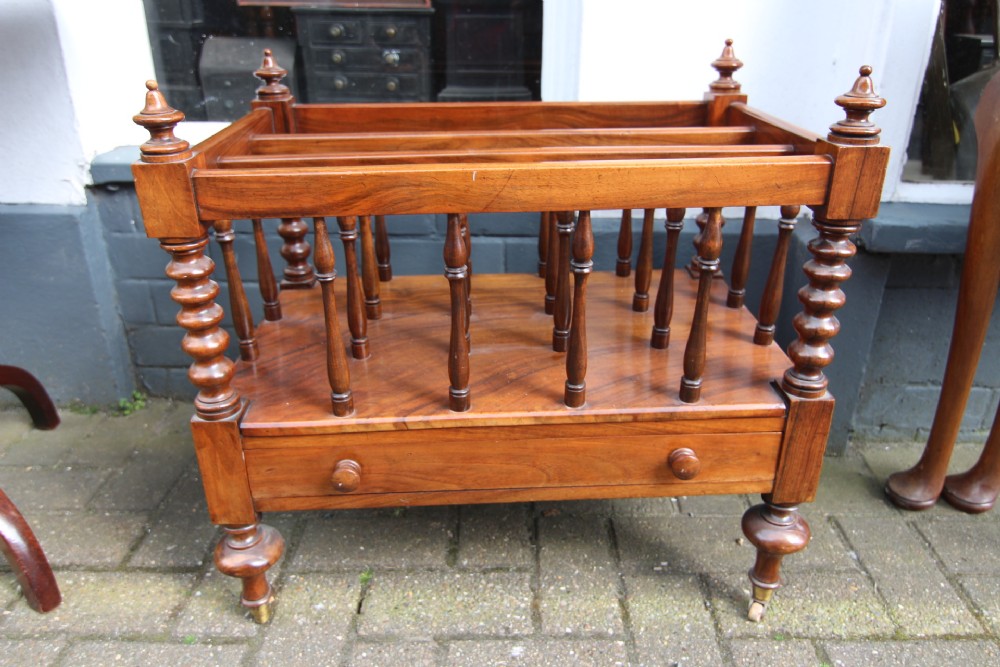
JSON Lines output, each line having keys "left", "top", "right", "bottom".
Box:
{"left": 214, "top": 521, "right": 284, "bottom": 624}
{"left": 942, "top": 399, "right": 1000, "bottom": 512}
{"left": 0, "top": 366, "right": 60, "bottom": 430}
{"left": 885, "top": 68, "right": 1000, "bottom": 512}
{"left": 0, "top": 489, "right": 61, "bottom": 613}
{"left": 741, "top": 497, "right": 810, "bottom": 622}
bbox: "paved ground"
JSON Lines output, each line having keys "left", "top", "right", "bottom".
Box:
{"left": 0, "top": 400, "right": 998, "bottom": 666}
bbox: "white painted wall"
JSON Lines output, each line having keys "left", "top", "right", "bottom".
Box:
{"left": 0, "top": 0, "right": 153, "bottom": 205}
{"left": 544, "top": 0, "right": 944, "bottom": 203}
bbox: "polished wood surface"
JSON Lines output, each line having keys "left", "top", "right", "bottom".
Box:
{"left": 130, "top": 43, "right": 889, "bottom": 624}
{"left": 0, "top": 488, "right": 61, "bottom": 613}
{"left": 233, "top": 272, "right": 789, "bottom": 434}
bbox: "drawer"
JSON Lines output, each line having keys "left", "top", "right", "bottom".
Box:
{"left": 245, "top": 429, "right": 781, "bottom": 503}
{"left": 306, "top": 72, "right": 426, "bottom": 101}
{"left": 306, "top": 17, "right": 365, "bottom": 45}
{"left": 369, "top": 19, "right": 427, "bottom": 45}
{"left": 310, "top": 46, "right": 426, "bottom": 72}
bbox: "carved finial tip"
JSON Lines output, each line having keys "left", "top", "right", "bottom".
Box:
{"left": 725, "top": 38, "right": 733, "bottom": 46}
{"left": 146, "top": 80, "right": 158, "bottom": 91}
{"left": 264, "top": 48, "right": 272, "bottom": 57}
{"left": 860, "top": 65, "right": 873, "bottom": 76}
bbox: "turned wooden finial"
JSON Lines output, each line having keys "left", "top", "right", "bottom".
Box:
{"left": 828, "top": 65, "right": 886, "bottom": 145}
{"left": 709, "top": 39, "right": 743, "bottom": 93}
{"left": 255, "top": 48, "right": 290, "bottom": 100}
{"left": 133, "top": 80, "right": 189, "bottom": 160}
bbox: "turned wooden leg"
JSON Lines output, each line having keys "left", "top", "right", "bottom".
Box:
{"left": 741, "top": 498, "right": 810, "bottom": 622}
{"left": 0, "top": 489, "right": 60, "bottom": 613}
{"left": 214, "top": 521, "right": 284, "bottom": 624}
{"left": 942, "top": 399, "right": 1000, "bottom": 513}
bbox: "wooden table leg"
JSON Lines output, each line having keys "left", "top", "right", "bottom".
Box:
{"left": 0, "top": 489, "right": 61, "bottom": 613}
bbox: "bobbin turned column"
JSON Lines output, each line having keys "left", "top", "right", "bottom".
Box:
{"left": 134, "top": 81, "right": 284, "bottom": 624}
{"left": 782, "top": 66, "right": 886, "bottom": 401}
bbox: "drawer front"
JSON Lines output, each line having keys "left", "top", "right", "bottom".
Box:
{"left": 369, "top": 19, "right": 427, "bottom": 45}
{"left": 311, "top": 46, "right": 426, "bottom": 73}
{"left": 307, "top": 72, "right": 426, "bottom": 101}
{"left": 307, "top": 17, "right": 365, "bottom": 45}
{"left": 245, "top": 431, "right": 781, "bottom": 502}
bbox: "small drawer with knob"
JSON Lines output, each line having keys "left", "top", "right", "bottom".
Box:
{"left": 308, "top": 18, "right": 363, "bottom": 45}
{"left": 244, "top": 425, "right": 781, "bottom": 509}
{"left": 369, "top": 20, "right": 424, "bottom": 45}
{"left": 313, "top": 46, "right": 423, "bottom": 73}
{"left": 309, "top": 72, "right": 423, "bottom": 101}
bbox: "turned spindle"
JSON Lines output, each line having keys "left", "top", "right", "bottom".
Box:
{"left": 314, "top": 217, "right": 354, "bottom": 416}
{"left": 727, "top": 207, "right": 758, "bottom": 308}
{"left": 358, "top": 215, "right": 382, "bottom": 319}
{"left": 335, "top": 216, "right": 370, "bottom": 359}
{"left": 633, "top": 209, "right": 655, "bottom": 311}
{"left": 445, "top": 213, "right": 471, "bottom": 412}
{"left": 278, "top": 217, "right": 316, "bottom": 288}
{"left": 651, "top": 208, "right": 685, "bottom": 349}
{"left": 687, "top": 209, "right": 725, "bottom": 277}
{"left": 461, "top": 214, "right": 472, "bottom": 339}
{"left": 565, "top": 210, "right": 594, "bottom": 408}
{"left": 544, "top": 212, "right": 559, "bottom": 314}
{"left": 135, "top": 82, "right": 241, "bottom": 421}
{"left": 375, "top": 215, "right": 392, "bottom": 281}
{"left": 552, "top": 211, "right": 574, "bottom": 352}
{"left": 251, "top": 219, "right": 282, "bottom": 321}
{"left": 214, "top": 220, "right": 258, "bottom": 361}
{"left": 616, "top": 209, "right": 633, "bottom": 277}
{"left": 538, "top": 211, "right": 551, "bottom": 278}
{"left": 783, "top": 66, "right": 885, "bottom": 398}
{"left": 754, "top": 205, "right": 800, "bottom": 345}
{"left": 680, "top": 207, "right": 723, "bottom": 403}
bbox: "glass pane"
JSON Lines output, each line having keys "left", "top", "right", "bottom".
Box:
{"left": 904, "top": 0, "right": 999, "bottom": 182}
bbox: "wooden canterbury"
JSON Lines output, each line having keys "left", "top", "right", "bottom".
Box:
{"left": 131, "top": 40, "right": 889, "bottom": 624}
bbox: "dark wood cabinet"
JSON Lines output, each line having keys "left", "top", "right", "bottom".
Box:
{"left": 433, "top": 0, "right": 541, "bottom": 101}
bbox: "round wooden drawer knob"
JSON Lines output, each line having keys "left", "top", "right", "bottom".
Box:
{"left": 668, "top": 448, "right": 701, "bottom": 480}
{"left": 332, "top": 460, "right": 362, "bottom": 493}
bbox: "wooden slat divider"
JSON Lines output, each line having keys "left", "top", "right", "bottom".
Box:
{"left": 193, "top": 156, "right": 833, "bottom": 220}
{"left": 219, "top": 144, "right": 795, "bottom": 168}
{"left": 248, "top": 127, "right": 758, "bottom": 154}
{"left": 293, "top": 100, "right": 708, "bottom": 133}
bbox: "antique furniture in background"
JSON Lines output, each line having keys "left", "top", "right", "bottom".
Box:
{"left": 886, "top": 69, "right": 1000, "bottom": 513}
{"left": 0, "top": 366, "right": 61, "bottom": 613}
{"left": 131, "top": 42, "right": 888, "bottom": 623}
{"left": 291, "top": 0, "right": 433, "bottom": 102}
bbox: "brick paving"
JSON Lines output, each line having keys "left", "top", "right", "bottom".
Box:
{"left": 0, "top": 400, "right": 999, "bottom": 666}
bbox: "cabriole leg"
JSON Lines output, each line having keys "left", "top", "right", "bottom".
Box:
{"left": 741, "top": 498, "right": 810, "bottom": 622}
{"left": 215, "top": 521, "right": 285, "bottom": 624}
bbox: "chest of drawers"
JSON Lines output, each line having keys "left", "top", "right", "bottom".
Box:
{"left": 294, "top": 5, "right": 433, "bottom": 103}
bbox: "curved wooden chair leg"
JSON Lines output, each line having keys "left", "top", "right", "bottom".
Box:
{"left": 0, "top": 366, "right": 59, "bottom": 430}
{"left": 0, "top": 489, "right": 61, "bottom": 613}
{"left": 942, "top": 399, "right": 1000, "bottom": 513}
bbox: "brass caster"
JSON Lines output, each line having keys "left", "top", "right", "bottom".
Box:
{"left": 747, "top": 600, "right": 767, "bottom": 623}
{"left": 248, "top": 599, "right": 274, "bottom": 624}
